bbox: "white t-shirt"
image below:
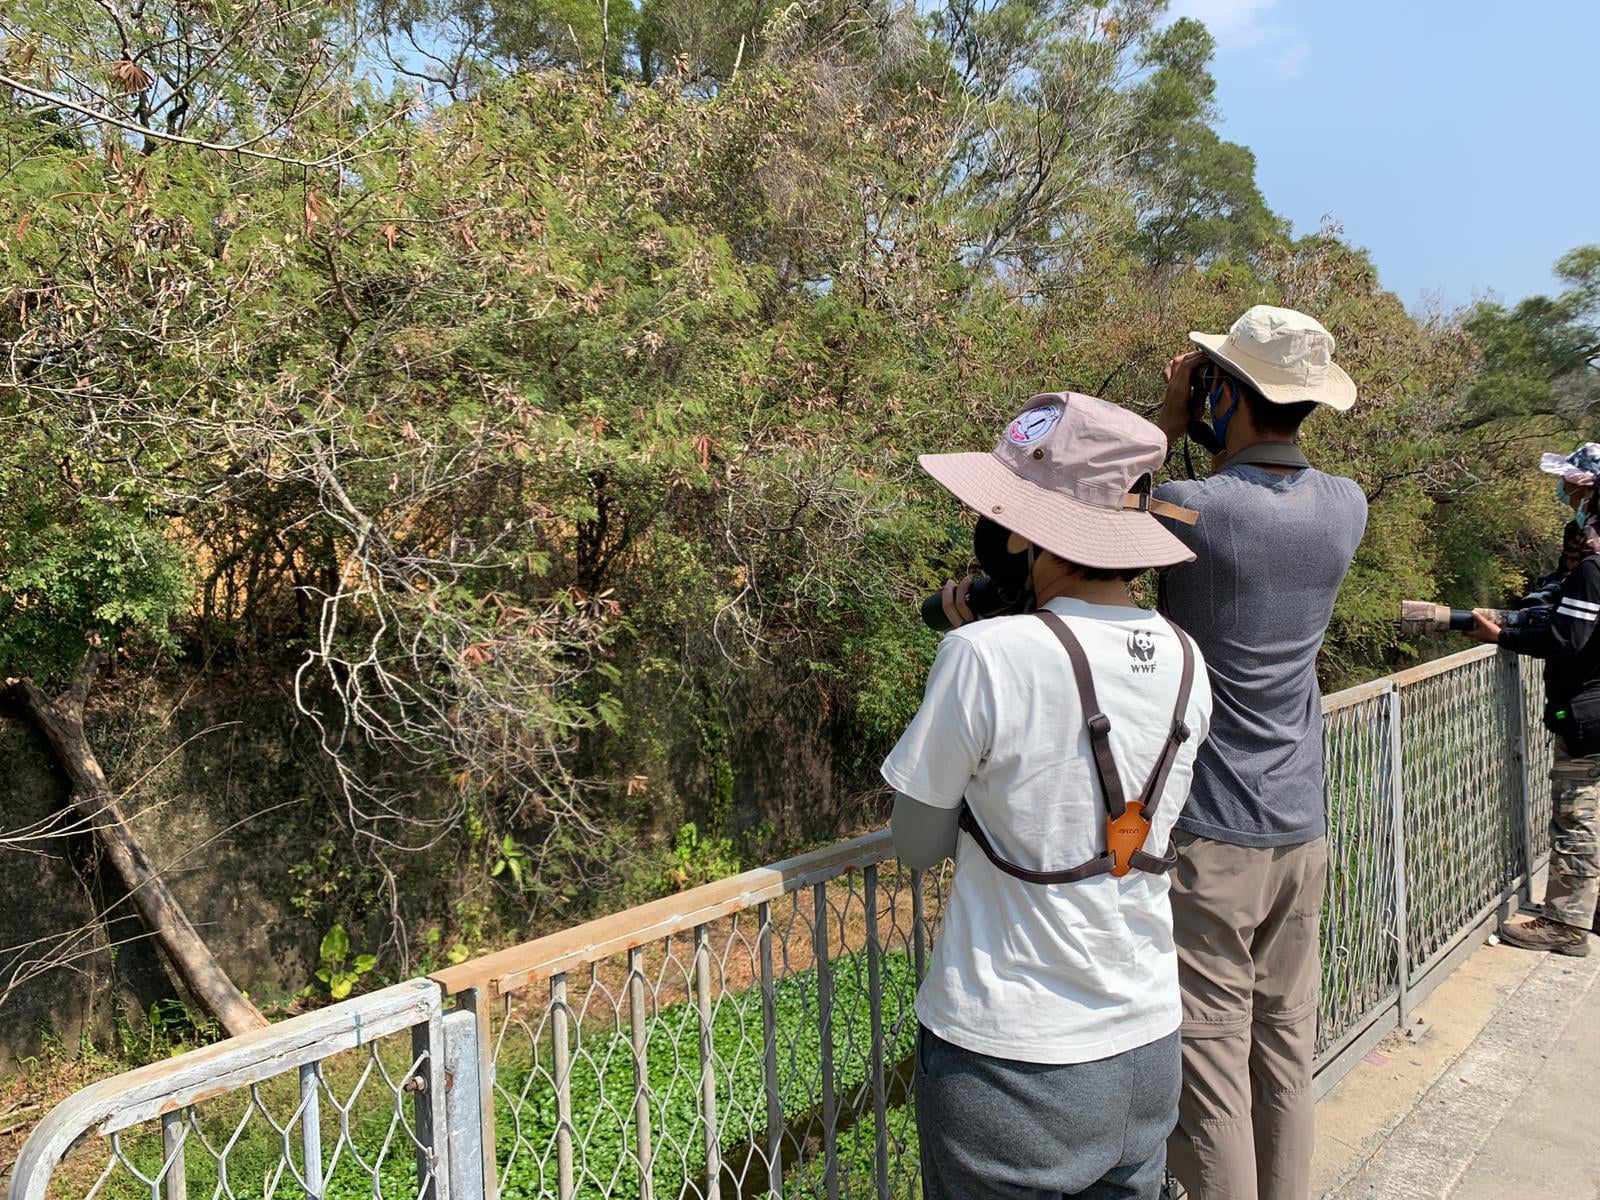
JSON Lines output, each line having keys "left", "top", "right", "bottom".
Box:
{"left": 881, "top": 596, "right": 1213, "bottom": 1064}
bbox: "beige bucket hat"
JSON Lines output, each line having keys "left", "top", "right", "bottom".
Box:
{"left": 919, "top": 393, "right": 1197, "bottom": 571}
{"left": 1189, "top": 304, "right": 1357, "bottom": 412}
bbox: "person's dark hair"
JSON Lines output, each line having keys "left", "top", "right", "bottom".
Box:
{"left": 1042, "top": 551, "right": 1143, "bottom": 583}
{"left": 1071, "top": 563, "right": 1145, "bottom": 583}
{"left": 1237, "top": 381, "right": 1317, "bottom": 438}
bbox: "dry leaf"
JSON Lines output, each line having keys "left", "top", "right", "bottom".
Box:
{"left": 303, "top": 188, "right": 334, "bottom": 231}
{"left": 692, "top": 433, "right": 714, "bottom": 469}
{"left": 110, "top": 59, "right": 154, "bottom": 94}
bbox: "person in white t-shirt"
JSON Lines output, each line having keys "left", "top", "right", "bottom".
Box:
{"left": 884, "top": 392, "right": 1213, "bottom": 1200}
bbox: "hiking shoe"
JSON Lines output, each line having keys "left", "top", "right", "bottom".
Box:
{"left": 1498, "top": 915, "right": 1590, "bottom": 957}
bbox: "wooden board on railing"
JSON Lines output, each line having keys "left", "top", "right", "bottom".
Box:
{"left": 1321, "top": 645, "right": 1498, "bottom": 712}
{"left": 432, "top": 830, "right": 897, "bottom": 997}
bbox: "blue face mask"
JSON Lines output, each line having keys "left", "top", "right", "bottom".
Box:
{"left": 1560, "top": 480, "right": 1593, "bottom": 528}
{"left": 1209, "top": 382, "right": 1237, "bottom": 450}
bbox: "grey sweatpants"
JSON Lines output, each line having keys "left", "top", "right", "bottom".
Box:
{"left": 914, "top": 1026, "right": 1181, "bottom": 1200}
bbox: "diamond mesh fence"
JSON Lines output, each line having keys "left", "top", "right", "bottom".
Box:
{"left": 476, "top": 862, "right": 950, "bottom": 1200}
{"left": 1523, "top": 662, "right": 1556, "bottom": 860}
{"left": 1398, "top": 652, "right": 1526, "bottom": 976}
{"left": 9, "top": 981, "right": 446, "bottom": 1200}
{"left": 14, "top": 649, "right": 1551, "bottom": 1200}
{"left": 1316, "top": 688, "right": 1400, "bottom": 1058}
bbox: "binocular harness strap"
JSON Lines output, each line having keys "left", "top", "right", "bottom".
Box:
{"left": 958, "top": 611, "right": 1195, "bottom": 885}
{"left": 1036, "top": 610, "right": 1129, "bottom": 818}
{"left": 957, "top": 809, "right": 1116, "bottom": 883}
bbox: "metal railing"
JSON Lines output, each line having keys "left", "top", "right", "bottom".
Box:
{"left": 9, "top": 646, "right": 1550, "bottom": 1200}
{"left": 8, "top": 979, "right": 451, "bottom": 1200}
{"left": 1311, "top": 646, "right": 1548, "bottom": 1091}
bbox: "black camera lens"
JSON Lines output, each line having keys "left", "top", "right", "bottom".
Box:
{"left": 920, "top": 576, "right": 1028, "bottom": 631}
{"left": 921, "top": 591, "right": 956, "bottom": 632}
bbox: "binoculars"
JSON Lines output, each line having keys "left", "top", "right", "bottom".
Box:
{"left": 1397, "top": 602, "right": 1477, "bottom": 634}
{"left": 1397, "top": 602, "right": 1551, "bottom": 636}
{"left": 920, "top": 576, "right": 1028, "bottom": 632}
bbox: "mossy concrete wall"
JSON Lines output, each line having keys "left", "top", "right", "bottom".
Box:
{"left": 0, "top": 662, "right": 881, "bottom": 1071}
{"left": 0, "top": 683, "right": 401, "bottom": 1070}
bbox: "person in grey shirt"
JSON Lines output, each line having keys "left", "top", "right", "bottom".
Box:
{"left": 1152, "top": 307, "right": 1368, "bottom": 1200}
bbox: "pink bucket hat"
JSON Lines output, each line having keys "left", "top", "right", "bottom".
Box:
{"left": 919, "top": 392, "right": 1197, "bottom": 570}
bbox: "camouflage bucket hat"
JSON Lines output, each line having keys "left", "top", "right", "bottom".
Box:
{"left": 1541, "top": 443, "right": 1600, "bottom": 486}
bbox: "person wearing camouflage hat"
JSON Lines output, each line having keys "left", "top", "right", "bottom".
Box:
{"left": 1469, "top": 442, "right": 1600, "bottom": 955}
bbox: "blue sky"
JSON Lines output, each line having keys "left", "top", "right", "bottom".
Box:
{"left": 1167, "top": 0, "right": 1600, "bottom": 313}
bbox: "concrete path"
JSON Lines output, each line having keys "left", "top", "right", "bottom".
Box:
{"left": 1448, "top": 949, "right": 1600, "bottom": 1200}
{"left": 1316, "top": 933, "right": 1600, "bottom": 1200}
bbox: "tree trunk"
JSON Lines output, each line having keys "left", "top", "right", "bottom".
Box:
{"left": 6, "top": 649, "right": 268, "bottom": 1038}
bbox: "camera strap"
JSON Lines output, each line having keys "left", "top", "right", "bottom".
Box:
{"left": 957, "top": 612, "right": 1196, "bottom": 884}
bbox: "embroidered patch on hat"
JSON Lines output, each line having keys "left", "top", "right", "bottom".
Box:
{"left": 1005, "top": 403, "right": 1062, "bottom": 447}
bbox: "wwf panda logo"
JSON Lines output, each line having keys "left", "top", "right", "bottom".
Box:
{"left": 1127, "top": 631, "right": 1158, "bottom": 672}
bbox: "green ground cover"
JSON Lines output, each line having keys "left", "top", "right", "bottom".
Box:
{"left": 90, "top": 950, "right": 922, "bottom": 1200}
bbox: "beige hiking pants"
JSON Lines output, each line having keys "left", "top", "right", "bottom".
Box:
{"left": 1166, "top": 831, "right": 1327, "bottom": 1200}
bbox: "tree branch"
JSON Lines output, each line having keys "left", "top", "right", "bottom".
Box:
{"left": 0, "top": 71, "right": 340, "bottom": 168}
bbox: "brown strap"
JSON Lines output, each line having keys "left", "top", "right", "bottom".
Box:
{"left": 940, "top": 581, "right": 976, "bottom": 629}
{"left": 958, "top": 808, "right": 1114, "bottom": 885}
{"left": 1122, "top": 492, "right": 1199, "bottom": 525}
{"left": 1033, "top": 610, "right": 1128, "bottom": 819}
{"left": 1134, "top": 617, "right": 1196, "bottom": 822}
{"left": 1119, "top": 617, "right": 1194, "bottom": 876}
{"left": 1126, "top": 843, "right": 1179, "bottom": 873}
{"left": 956, "top": 611, "right": 1196, "bottom": 885}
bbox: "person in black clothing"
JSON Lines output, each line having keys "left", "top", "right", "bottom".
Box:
{"left": 1502, "top": 519, "right": 1591, "bottom": 631}
{"left": 1469, "top": 443, "right": 1600, "bottom": 955}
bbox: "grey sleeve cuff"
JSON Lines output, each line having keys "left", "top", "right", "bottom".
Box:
{"left": 891, "top": 793, "right": 962, "bottom": 870}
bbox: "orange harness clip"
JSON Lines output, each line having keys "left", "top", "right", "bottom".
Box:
{"left": 1106, "top": 801, "right": 1154, "bottom": 878}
